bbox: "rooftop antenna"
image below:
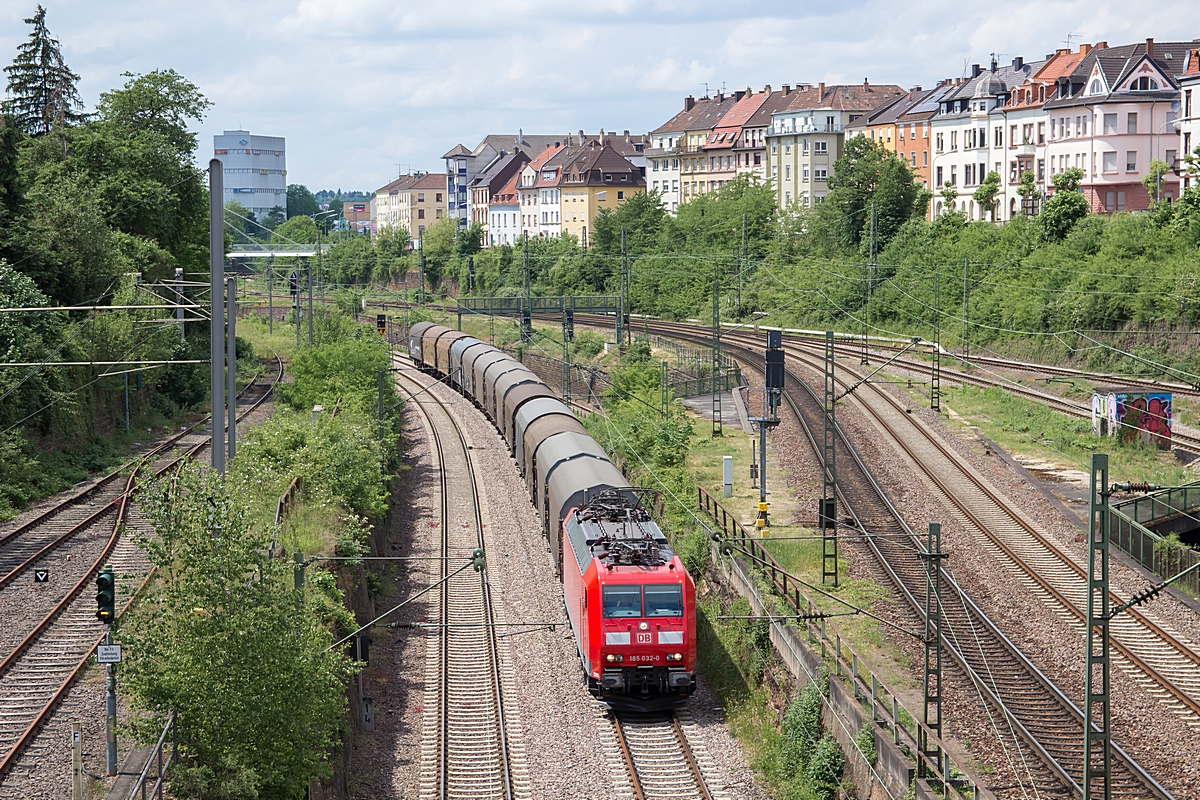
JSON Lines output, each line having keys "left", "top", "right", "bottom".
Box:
{"left": 720, "top": 81, "right": 727, "bottom": 94}
{"left": 700, "top": 82, "right": 709, "bottom": 97}
{"left": 1063, "top": 32, "right": 1078, "bottom": 49}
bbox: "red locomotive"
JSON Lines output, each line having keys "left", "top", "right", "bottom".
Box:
{"left": 561, "top": 490, "right": 696, "bottom": 709}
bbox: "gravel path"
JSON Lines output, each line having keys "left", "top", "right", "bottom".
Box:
{"left": 777, "top": 352, "right": 1200, "bottom": 798}
{"left": 347, "top": 368, "right": 766, "bottom": 799}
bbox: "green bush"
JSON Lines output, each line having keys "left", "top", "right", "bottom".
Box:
{"left": 808, "top": 734, "right": 845, "bottom": 800}
{"left": 781, "top": 678, "right": 824, "bottom": 772}
{"left": 854, "top": 722, "right": 876, "bottom": 765}
{"left": 572, "top": 330, "right": 604, "bottom": 359}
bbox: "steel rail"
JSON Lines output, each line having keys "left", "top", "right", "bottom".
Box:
{"left": 611, "top": 713, "right": 712, "bottom": 800}
{"left": 644, "top": 321, "right": 1172, "bottom": 799}
{"left": 392, "top": 364, "right": 513, "bottom": 800}
{"left": 777, "top": 340, "right": 1200, "bottom": 706}
{"left": 0, "top": 355, "right": 282, "bottom": 780}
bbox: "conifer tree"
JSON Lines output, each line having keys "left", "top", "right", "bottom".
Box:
{"left": 3, "top": 5, "right": 84, "bottom": 136}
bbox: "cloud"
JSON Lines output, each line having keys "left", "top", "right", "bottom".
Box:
{"left": 0, "top": 0, "right": 1194, "bottom": 191}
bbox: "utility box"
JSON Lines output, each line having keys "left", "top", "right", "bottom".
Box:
{"left": 766, "top": 330, "right": 782, "bottom": 349}
{"left": 1092, "top": 388, "right": 1172, "bottom": 449}
{"left": 723, "top": 456, "right": 733, "bottom": 497}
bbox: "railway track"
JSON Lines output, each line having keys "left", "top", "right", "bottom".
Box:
{"left": 775, "top": 339, "right": 1200, "bottom": 722}
{"left": 792, "top": 337, "right": 1200, "bottom": 455}
{"left": 0, "top": 357, "right": 282, "bottom": 782}
{"left": 394, "top": 365, "right": 524, "bottom": 800}
{"left": 612, "top": 712, "right": 714, "bottom": 800}
{"left": 642, "top": 321, "right": 1174, "bottom": 799}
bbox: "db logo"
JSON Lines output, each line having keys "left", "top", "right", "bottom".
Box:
{"left": 636, "top": 633, "right": 652, "bottom": 644}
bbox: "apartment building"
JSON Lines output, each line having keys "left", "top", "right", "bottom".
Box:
{"left": 736, "top": 86, "right": 800, "bottom": 181}
{"left": 929, "top": 59, "right": 1041, "bottom": 220}
{"left": 488, "top": 174, "right": 521, "bottom": 246}
{"left": 1041, "top": 39, "right": 1189, "bottom": 212}
{"left": 679, "top": 94, "right": 740, "bottom": 202}
{"left": 557, "top": 143, "right": 646, "bottom": 246}
{"left": 765, "top": 81, "right": 905, "bottom": 208}
{"left": 374, "top": 172, "right": 446, "bottom": 240}
{"left": 1182, "top": 49, "right": 1200, "bottom": 190}
{"left": 647, "top": 97, "right": 718, "bottom": 212}
{"left": 468, "top": 150, "right": 531, "bottom": 244}
{"left": 847, "top": 86, "right": 943, "bottom": 190}
{"left": 443, "top": 133, "right": 561, "bottom": 228}
{"left": 701, "top": 89, "right": 768, "bottom": 192}
{"left": 517, "top": 144, "right": 565, "bottom": 239}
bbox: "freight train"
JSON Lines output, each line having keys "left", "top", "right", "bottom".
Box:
{"left": 406, "top": 322, "right": 696, "bottom": 710}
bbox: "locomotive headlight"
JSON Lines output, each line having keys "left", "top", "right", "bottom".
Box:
{"left": 606, "top": 654, "right": 615, "bottom": 663}
{"left": 674, "top": 653, "right": 683, "bottom": 662}
{"left": 665, "top": 653, "right": 676, "bottom": 662}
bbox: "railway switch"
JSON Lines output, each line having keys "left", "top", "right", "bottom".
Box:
{"left": 95, "top": 566, "right": 115, "bottom": 624}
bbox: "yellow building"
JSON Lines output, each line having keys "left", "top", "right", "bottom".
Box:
{"left": 557, "top": 143, "right": 646, "bottom": 246}
{"left": 375, "top": 172, "right": 446, "bottom": 240}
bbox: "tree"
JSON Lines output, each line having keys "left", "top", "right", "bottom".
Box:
{"left": 973, "top": 171, "right": 1001, "bottom": 222}
{"left": 95, "top": 69, "right": 210, "bottom": 155}
{"left": 3, "top": 5, "right": 84, "bottom": 135}
{"left": 223, "top": 201, "right": 256, "bottom": 243}
{"left": 939, "top": 181, "right": 958, "bottom": 212}
{"left": 593, "top": 189, "right": 667, "bottom": 256}
{"left": 1141, "top": 159, "right": 1171, "bottom": 204}
{"left": 262, "top": 206, "right": 285, "bottom": 231}
{"left": 123, "top": 465, "right": 351, "bottom": 799}
{"left": 287, "top": 184, "right": 318, "bottom": 219}
{"left": 271, "top": 214, "right": 318, "bottom": 245}
{"left": 1041, "top": 166, "right": 1089, "bottom": 241}
{"left": 822, "top": 137, "right": 923, "bottom": 250}
{"left": 1017, "top": 170, "right": 1040, "bottom": 204}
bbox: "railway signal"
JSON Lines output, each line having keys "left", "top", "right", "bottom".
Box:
{"left": 376, "top": 314, "right": 387, "bottom": 336}
{"left": 95, "top": 567, "right": 115, "bottom": 624}
{"left": 289, "top": 270, "right": 299, "bottom": 296}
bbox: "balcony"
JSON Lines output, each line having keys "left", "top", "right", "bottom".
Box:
{"left": 1018, "top": 144, "right": 1037, "bottom": 156}
{"left": 770, "top": 123, "right": 844, "bottom": 135}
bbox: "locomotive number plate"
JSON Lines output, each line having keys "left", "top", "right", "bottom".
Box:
{"left": 627, "top": 654, "right": 660, "bottom": 663}
{"left": 636, "top": 633, "right": 652, "bottom": 644}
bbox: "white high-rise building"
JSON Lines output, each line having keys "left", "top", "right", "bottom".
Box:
{"left": 214, "top": 130, "right": 287, "bottom": 219}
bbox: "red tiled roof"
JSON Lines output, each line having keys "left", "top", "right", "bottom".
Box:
{"left": 1185, "top": 48, "right": 1200, "bottom": 77}
{"left": 704, "top": 91, "right": 768, "bottom": 149}
{"left": 783, "top": 83, "right": 905, "bottom": 112}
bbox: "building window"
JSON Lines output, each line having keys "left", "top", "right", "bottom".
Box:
{"left": 1104, "top": 114, "right": 1117, "bottom": 135}
{"left": 1037, "top": 159, "right": 1044, "bottom": 180}
{"left": 436, "top": 192, "right": 442, "bottom": 202}
{"left": 911, "top": 151, "right": 917, "bottom": 166}
{"left": 1127, "top": 113, "right": 1138, "bottom": 134}
{"left": 814, "top": 167, "right": 828, "bottom": 181}
{"left": 1126, "top": 151, "right": 1137, "bottom": 171}
{"left": 1117, "top": 191, "right": 1126, "bottom": 210}
{"left": 784, "top": 143, "right": 791, "bottom": 155}
{"left": 950, "top": 165, "right": 957, "bottom": 185}
{"left": 617, "top": 191, "right": 625, "bottom": 200}
{"left": 418, "top": 209, "right": 425, "bottom": 219}
{"left": 802, "top": 139, "right": 809, "bottom": 153}
{"left": 417, "top": 193, "right": 424, "bottom": 202}
{"left": 1103, "top": 151, "right": 1117, "bottom": 172}
{"left": 814, "top": 140, "right": 827, "bottom": 154}
{"left": 922, "top": 151, "right": 928, "bottom": 167}
{"left": 785, "top": 165, "right": 791, "bottom": 180}
{"left": 597, "top": 191, "right": 606, "bottom": 201}
{"left": 1037, "top": 122, "right": 1045, "bottom": 145}
{"left": 1130, "top": 77, "right": 1158, "bottom": 91}
{"left": 1187, "top": 90, "right": 1193, "bottom": 119}
{"left": 801, "top": 165, "right": 808, "bottom": 181}
{"left": 995, "top": 126, "right": 1003, "bottom": 147}
{"left": 1009, "top": 125, "right": 1017, "bottom": 147}
{"left": 936, "top": 166, "right": 943, "bottom": 185}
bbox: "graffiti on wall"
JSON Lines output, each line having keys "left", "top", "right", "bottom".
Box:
{"left": 1093, "top": 390, "right": 1172, "bottom": 449}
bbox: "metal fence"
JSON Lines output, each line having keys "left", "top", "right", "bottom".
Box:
{"left": 123, "top": 712, "right": 177, "bottom": 800}
{"left": 457, "top": 295, "right": 621, "bottom": 315}
{"left": 668, "top": 372, "right": 742, "bottom": 397}
{"left": 1109, "top": 483, "right": 1200, "bottom": 598}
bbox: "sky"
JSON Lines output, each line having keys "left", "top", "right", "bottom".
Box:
{"left": 0, "top": 1, "right": 1196, "bottom": 194}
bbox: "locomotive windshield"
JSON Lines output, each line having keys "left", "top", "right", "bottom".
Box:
{"left": 644, "top": 584, "right": 683, "bottom": 617}
{"left": 602, "top": 585, "right": 642, "bottom": 617}
{"left": 602, "top": 584, "right": 683, "bottom": 618}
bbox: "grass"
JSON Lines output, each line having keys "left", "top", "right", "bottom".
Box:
{"left": 939, "top": 383, "right": 1193, "bottom": 487}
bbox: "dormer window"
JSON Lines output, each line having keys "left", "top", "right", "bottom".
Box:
{"left": 1090, "top": 79, "right": 1102, "bottom": 94}
{"left": 1130, "top": 77, "right": 1159, "bottom": 91}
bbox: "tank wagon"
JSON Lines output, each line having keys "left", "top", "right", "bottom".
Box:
{"left": 407, "top": 325, "right": 696, "bottom": 709}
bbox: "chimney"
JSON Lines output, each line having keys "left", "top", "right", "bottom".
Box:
{"left": 684, "top": 95, "right": 695, "bottom": 111}
{"left": 623, "top": 130, "right": 629, "bottom": 137}
{"left": 1096, "top": 41, "right": 1108, "bottom": 50}
{"left": 863, "top": 78, "right": 869, "bottom": 89}
{"left": 818, "top": 82, "right": 825, "bottom": 97}
{"left": 782, "top": 84, "right": 790, "bottom": 95}
{"left": 1146, "top": 38, "right": 1154, "bottom": 58}
{"left": 910, "top": 85, "right": 923, "bottom": 93}
{"left": 734, "top": 90, "right": 745, "bottom": 101}
{"left": 1080, "top": 43, "right": 1092, "bottom": 55}
{"left": 518, "top": 127, "right": 524, "bottom": 144}
{"left": 971, "top": 64, "right": 982, "bottom": 78}
{"left": 715, "top": 92, "right": 724, "bottom": 102}
{"left": 579, "top": 129, "right": 585, "bottom": 142}
{"left": 763, "top": 84, "right": 771, "bottom": 94}
{"left": 1012, "top": 56, "right": 1023, "bottom": 70}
